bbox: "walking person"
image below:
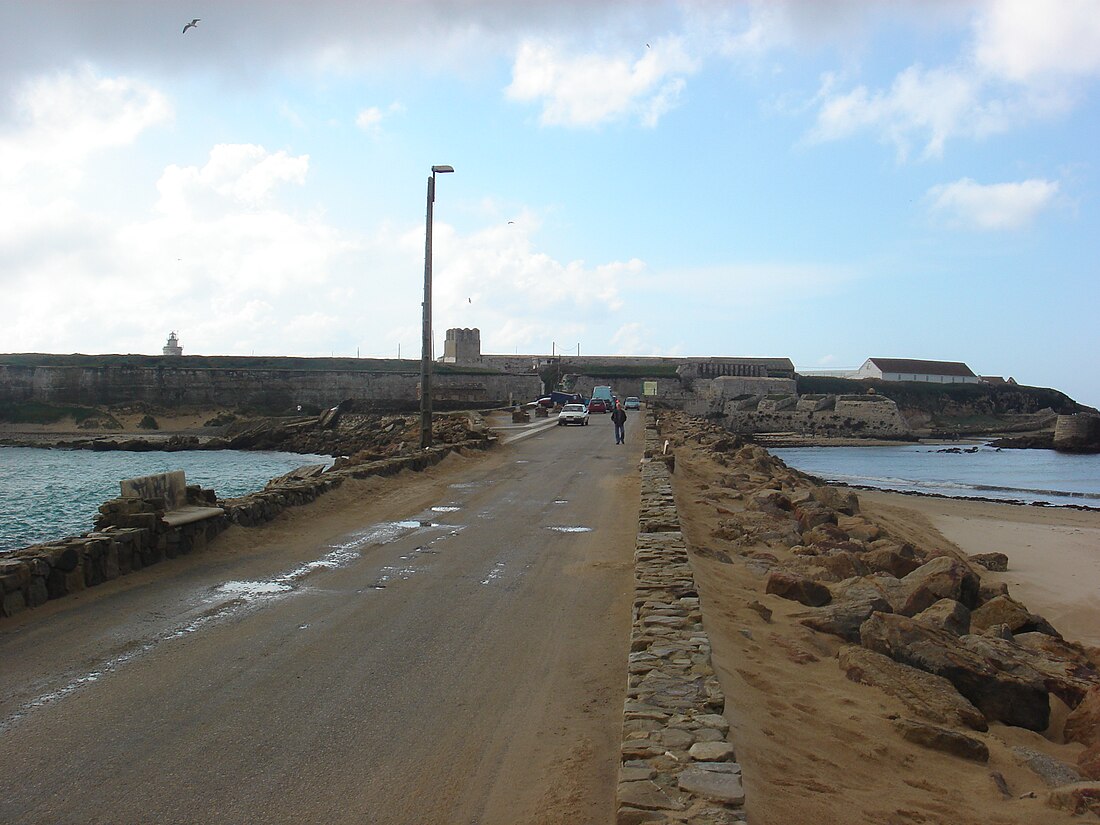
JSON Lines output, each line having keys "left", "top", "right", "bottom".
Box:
{"left": 610, "top": 399, "right": 627, "bottom": 445}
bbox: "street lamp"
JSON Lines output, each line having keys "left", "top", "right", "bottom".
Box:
{"left": 420, "top": 164, "right": 454, "bottom": 448}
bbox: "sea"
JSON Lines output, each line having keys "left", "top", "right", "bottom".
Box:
{"left": 771, "top": 443, "right": 1100, "bottom": 509}
{"left": 0, "top": 447, "right": 333, "bottom": 554}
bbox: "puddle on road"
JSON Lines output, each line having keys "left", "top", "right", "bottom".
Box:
{"left": 481, "top": 562, "right": 506, "bottom": 585}
{"left": 431, "top": 505, "right": 461, "bottom": 513}
{"left": 547, "top": 526, "right": 593, "bottom": 533}
{"left": 553, "top": 500, "right": 568, "bottom": 505}
{"left": 216, "top": 581, "right": 293, "bottom": 599}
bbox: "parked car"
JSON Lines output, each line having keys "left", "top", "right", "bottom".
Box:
{"left": 557, "top": 403, "right": 590, "bottom": 426}
{"left": 587, "top": 399, "right": 608, "bottom": 414}
{"left": 624, "top": 396, "right": 641, "bottom": 410}
{"left": 531, "top": 396, "right": 554, "bottom": 408}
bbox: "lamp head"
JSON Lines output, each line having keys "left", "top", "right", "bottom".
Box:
{"left": 431, "top": 165, "right": 455, "bottom": 174}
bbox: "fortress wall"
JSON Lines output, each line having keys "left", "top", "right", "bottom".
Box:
{"left": 568, "top": 375, "right": 681, "bottom": 401}
{"left": 1053, "top": 413, "right": 1100, "bottom": 450}
{"left": 723, "top": 397, "right": 911, "bottom": 437}
{"left": 0, "top": 365, "right": 540, "bottom": 410}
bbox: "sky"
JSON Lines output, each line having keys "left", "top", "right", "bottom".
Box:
{"left": 0, "top": 1, "right": 1097, "bottom": 407}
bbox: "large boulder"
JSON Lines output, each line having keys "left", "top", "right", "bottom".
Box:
{"left": 968, "top": 552, "right": 1008, "bottom": 572}
{"left": 837, "top": 515, "right": 882, "bottom": 542}
{"left": 970, "top": 595, "right": 1061, "bottom": 638}
{"left": 801, "top": 595, "right": 892, "bottom": 643}
{"left": 914, "top": 599, "right": 971, "bottom": 636}
{"left": 764, "top": 571, "right": 831, "bottom": 607}
{"left": 1064, "top": 686, "right": 1100, "bottom": 746}
{"left": 859, "top": 612, "right": 1050, "bottom": 731}
{"left": 862, "top": 546, "right": 923, "bottom": 578}
{"left": 838, "top": 646, "right": 987, "bottom": 730}
{"left": 960, "top": 634, "right": 1100, "bottom": 709}
{"left": 810, "top": 485, "right": 860, "bottom": 515}
{"left": 893, "top": 718, "right": 989, "bottom": 762}
{"left": 898, "top": 556, "right": 981, "bottom": 616}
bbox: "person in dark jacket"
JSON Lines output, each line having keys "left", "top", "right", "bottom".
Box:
{"left": 610, "top": 400, "right": 627, "bottom": 444}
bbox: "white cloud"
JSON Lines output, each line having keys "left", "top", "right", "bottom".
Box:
{"left": 155, "top": 144, "right": 310, "bottom": 216}
{"left": 506, "top": 36, "right": 699, "bottom": 127}
{"left": 355, "top": 102, "right": 403, "bottom": 134}
{"left": 0, "top": 66, "right": 171, "bottom": 180}
{"left": 805, "top": 0, "right": 1100, "bottom": 159}
{"left": 926, "top": 177, "right": 1059, "bottom": 230}
{"left": 973, "top": 0, "right": 1100, "bottom": 83}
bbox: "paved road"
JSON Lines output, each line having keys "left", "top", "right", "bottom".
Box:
{"left": 0, "top": 412, "right": 641, "bottom": 825}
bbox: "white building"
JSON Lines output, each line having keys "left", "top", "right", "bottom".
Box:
{"left": 854, "top": 358, "right": 979, "bottom": 384}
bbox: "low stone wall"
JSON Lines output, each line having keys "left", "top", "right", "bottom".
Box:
{"left": 0, "top": 437, "right": 494, "bottom": 621}
{"left": 615, "top": 415, "right": 746, "bottom": 824}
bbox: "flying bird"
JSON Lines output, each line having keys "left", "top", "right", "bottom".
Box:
{"left": 183, "top": 18, "right": 200, "bottom": 33}
{"left": 507, "top": 220, "right": 515, "bottom": 224}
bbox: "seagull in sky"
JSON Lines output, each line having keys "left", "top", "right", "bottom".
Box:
{"left": 183, "top": 18, "right": 200, "bottom": 34}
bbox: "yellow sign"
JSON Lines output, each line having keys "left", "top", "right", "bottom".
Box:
{"left": 643, "top": 381, "right": 658, "bottom": 396}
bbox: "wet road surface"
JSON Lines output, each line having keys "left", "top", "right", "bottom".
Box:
{"left": 0, "top": 413, "right": 641, "bottom": 824}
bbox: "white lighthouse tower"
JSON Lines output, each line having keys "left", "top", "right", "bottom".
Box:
{"left": 162, "top": 331, "right": 183, "bottom": 357}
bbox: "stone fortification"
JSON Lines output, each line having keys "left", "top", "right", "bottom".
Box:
{"left": 1053, "top": 413, "right": 1100, "bottom": 453}
{"left": 688, "top": 381, "right": 912, "bottom": 439}
{"left": 614, "top": 414, "right": 746, "bottom": 823}
{"left": 0, "top": 363, "right": 540, "bottom": 411}
{"left": 0, "top": 436, "right": 495, "bottom": 622}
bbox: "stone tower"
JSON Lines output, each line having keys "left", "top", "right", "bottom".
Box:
{"left": 163, "top": 331, "right": 183, "bottom": 357}
{"left": 442, "top": 328, "right": 481, "bottom": 364}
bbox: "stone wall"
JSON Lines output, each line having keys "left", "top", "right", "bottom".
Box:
{"left": 711, "top": 394, "right": 912, "bottom": 438}
{"left": 615, "top": 415, "right": 746, "bottom": 823}
{"left": 0, "top": 438, "right": 495, "bottom": 622}
{"left": 0, "top": 364, "right": 540, "bottom": 410}
{"left": 1053, "top": 413, "right": 1100, "bottom": 452}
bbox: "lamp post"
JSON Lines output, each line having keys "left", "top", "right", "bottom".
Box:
{"left": 420, "top": 164, "right": 454, "bottom": 449}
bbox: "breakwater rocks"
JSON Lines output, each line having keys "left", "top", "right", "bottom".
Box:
{"left": 0, "top": 437, "right": 494, "bottom": 622}
{"left": 615, "top": 416, "right": 745, "bottom": 824}
{"left": 657, "top": 410, "right": 1100, "bottom": 812}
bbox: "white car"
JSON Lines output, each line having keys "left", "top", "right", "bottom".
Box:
{"left": 557, "top": 403, "right": 590, "bottom": 426}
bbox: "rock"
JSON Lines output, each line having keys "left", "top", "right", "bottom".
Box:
{"left": 619, "top": 765, "right": 657, "bottom": 783}
{"left": 914, "top": 599, "right": 971, "bottom": 636}
{"left": 677, "top": 768, "right": 746, "bottom": 805}
{"left": 838, "top": 646, "right": 987, "bottom": 731}
{"left": 1047, "top": 782, "right": 1100, "bottom": 817}
{"left": 862, "top": 547, "right": 922, "bottom": 578}
{"left": 898, "top": 556, "right": 980, "bottom": 616}
{"left": 746, "top": 600, "right": 772, "bottom": 623}
{"left": 960, "top": 633, "right": 1099, "bottom": 709}
{"left": 764, "top": 571, "right": 831, "bottom": 607}
{"left": 977, "top": 581, "right": 1009, "bottom": 604}
{"left": 970, "top": 595, "right": 1061, "bottom": 638}
{"left": 1015, "top": 632, "right": 1100, "bottom": 673}
{"left": 1080, "top": 742, "right": 1100, "bottom": 781}
{"left": 800, "top": 595, "right": 893, "bottom": 643}
{"left": 1012, "top": 745, "right": 1083, "bottom": 787}
{"left": 968, "top": 552, "right": 1008, "bottom": 572}
{"left": 837, "top": 515, "right": 882, "bottom": 542}
{"left": 794, "top": 502, "right": 837, "bottom": 532}
{"left": 689, "top": 741, "right": 736, "bottom": 762}
{"left": 1064, "top": 685, "right": 1100, "bottom": 746}
{"left": 618, "top": 780, "right": 684, "bottom": 812}
{"left": 746, "top": 490, "right": 793, "bottom": 516}
{"left": 893, "top": 718, "right": 989, "bottom": 762}
{"left": 802, "top": 523, "right": 850, "bottom": 545}
{"left": 810, "top": 485, "right": 860, "bottom": 515}
{"left": 859, "top": 612, "right": 1050, "bottom": 731}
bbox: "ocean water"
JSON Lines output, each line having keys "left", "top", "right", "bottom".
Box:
{"left": 0, "top": 447, "right": 333, "bottom": 553}
{"left": 771, "top": 443, "right": 1100, "bottom": 508}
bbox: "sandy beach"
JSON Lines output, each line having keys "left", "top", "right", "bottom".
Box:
{"left": 671, "top": 436, "right": 1100, "bottom": 825}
